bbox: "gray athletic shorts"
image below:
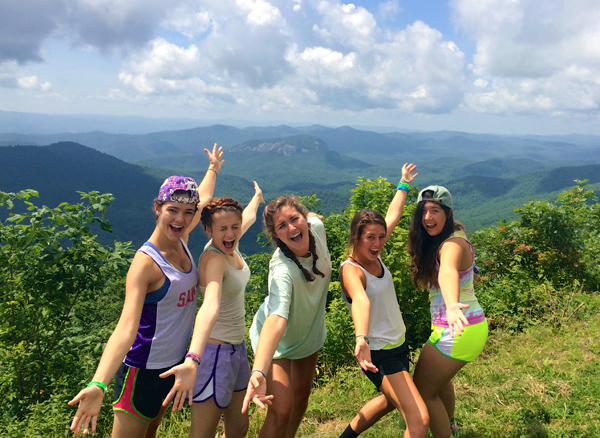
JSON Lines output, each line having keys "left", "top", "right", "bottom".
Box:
{"left": 192, "top": 341, "right": 250, "bottom": 408}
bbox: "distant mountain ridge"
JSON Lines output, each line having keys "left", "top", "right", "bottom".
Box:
{"left": 2, "top": 123, "right": 599, "bottom": 165}
{"left": 229, "top": 135, "right": 328, "bottom": 155}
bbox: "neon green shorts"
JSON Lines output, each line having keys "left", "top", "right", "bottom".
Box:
{"left": 428, "top": 319, "right": 488, "bottom": 363}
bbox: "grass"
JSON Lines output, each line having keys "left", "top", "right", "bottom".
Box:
{"left": 79, "top": 311, "right": 600, "bottom": 438}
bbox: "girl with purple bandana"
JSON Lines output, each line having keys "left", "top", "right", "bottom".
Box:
{"left": 408, "top": 185, "right": 488, "bottom": 438}
{"left": 159, "top": 182, "right": 265, "bottom": 438}
{"left": 69, "top": 144, "right": 223, "bottom": 438}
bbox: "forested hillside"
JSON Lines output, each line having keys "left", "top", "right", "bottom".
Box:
{"left": 2, "top": 138, "right": 600, "bottom": 255}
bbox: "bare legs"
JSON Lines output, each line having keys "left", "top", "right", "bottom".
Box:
{"left": 345, "top": 371, "right": 429, "bottom": 438}
{"left": 413, "top": 342, "right": 466, "bottom": 438}
{"left": 258, "top": 351, "right": 319, "bottom": 438}
{"left": 348, "top": 394, "right": 394, "bottom": 434}
{"left": 190, "top": 391, "right": 248, "bottom": 438}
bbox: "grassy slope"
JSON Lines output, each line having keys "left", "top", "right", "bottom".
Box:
{"left": 150, "top": 307, "right": 600, "bottom": 438}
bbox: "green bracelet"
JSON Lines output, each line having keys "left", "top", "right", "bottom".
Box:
{"left": 397, "top": 180, "right": 409, "bottom": 191}
{"left": 87, "top": 381, "right": 107, "bottom": 393}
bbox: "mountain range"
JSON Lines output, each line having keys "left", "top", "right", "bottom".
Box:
{"left": 1, "top": 121, "right": 599, "bottom": 255}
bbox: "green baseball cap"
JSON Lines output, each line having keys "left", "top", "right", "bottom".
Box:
{"left": 417, "top": 185, "right": 453, "bottom": 209}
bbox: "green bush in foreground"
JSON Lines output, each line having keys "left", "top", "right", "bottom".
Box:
{"left": 0, "top": 190, "right": 132, "bottom": 436}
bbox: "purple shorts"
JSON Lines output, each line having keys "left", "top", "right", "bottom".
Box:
{"left": 192, "top": 341, "right": 250, "bottom": 408}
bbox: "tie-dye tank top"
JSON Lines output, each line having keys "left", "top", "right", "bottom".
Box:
{"left": 428, "top": 230, "right": 485, "bottom": 327}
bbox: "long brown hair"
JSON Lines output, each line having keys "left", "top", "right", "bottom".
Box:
{"left": 263, "top": 195, "right": 325, "bottom": 282}
{"left": 407, "top": 200, "right": 464, "bottom": 289}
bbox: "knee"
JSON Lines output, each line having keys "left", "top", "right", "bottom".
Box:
{"left": 226, "top": 418, "right": 249, "bottom": 438}
{"left": 293, "top": 384, "right": 312, "bottom": 411}
{"left": 266, "top": 401, "right": 293, "bottom": 428}
{"left": 405, "top": 410, "right": 430, "bottom": 438}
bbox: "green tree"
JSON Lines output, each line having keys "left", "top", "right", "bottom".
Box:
{"left": 0, "top": 189, "right": 133, "bottom": 428}
{"left": 472, "top": 181, "right": 600, "bottom": 331}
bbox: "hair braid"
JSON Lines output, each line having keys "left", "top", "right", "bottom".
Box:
{"left": 278, "top": 240, "right": 315, "bottom": 282}
{"left": 308, "top": 224, "right": 325, "bottom": 279}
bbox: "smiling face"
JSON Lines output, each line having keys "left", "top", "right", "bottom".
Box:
{"left": 205, "top": 210, "right": 242, "bottom": 255}
{"left": 155, "top": 198, "right": 196, "bottom": 240}
{"left": 421, "top": 201, "right": 449, "bottom": 236}
{"left": 272, "top": 205, "right": 310, "bottom": 257}
{"left": 354, "top": 223, "right": 387, "bottom": 263}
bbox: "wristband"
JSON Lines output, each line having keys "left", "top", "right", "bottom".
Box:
{"left": 355, "top": 335, "right": 370, "bottom": 345}
{"left": 397, "top": 185, "right": 409, "bottom": 193}
{"left": 185, "top": 352, "right": 201, "bottom": 366}
{"left": 87, "top": 381, "right": 107, "bottom": 393}
{"left": 207, "top": 167, "right": 218, "bottom": 175}
{"left": 251, "top": 369, "right": 266, "bottom": 379}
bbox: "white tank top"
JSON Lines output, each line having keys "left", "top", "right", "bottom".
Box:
{"left": 341, "top": 257, "right": 406, "bottom": 350}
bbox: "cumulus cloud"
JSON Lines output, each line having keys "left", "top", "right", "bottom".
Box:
{"left": 0, "top": 0, "right": 66, "bottom": 63}
{"left": 3, "top": 0, "right": 599, "bottom": 125}
{"left": 113, "top": 0, "right": 467, "bottom": 114}
{"left": 453, "top": 0, "right": 600, "bottom": 115}
{"left": 0, "top": 61, "right": 52, "bottom": 91}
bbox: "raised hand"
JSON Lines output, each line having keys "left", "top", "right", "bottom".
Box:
{"left": 401, "top": 162, "right": 418, "bottom": 184}
{"left": 204, "top": 143, "right": 225, "bottom": 173}
{"left": 253, "top": 181, "right": 264, "bottom": 204}
{"left": 68, "top": 385, "right": 104, "bottom": 436}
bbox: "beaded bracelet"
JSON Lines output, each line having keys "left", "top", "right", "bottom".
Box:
{"left": 185, "top": 352, "right": 201, "bottom": 365}
{"left": 355, "top": 334, "right": 370, "bottom": 345}
{"left": 251, "top": 369, "right": 267, "bottom": 379}
{"left": 87, "top": 381, "right": 107, "bottom": 394}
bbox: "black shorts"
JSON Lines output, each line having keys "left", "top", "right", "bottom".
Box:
{"left": 112, "top": 361, "right": 178, "bottom": 422}
{"left": 362, "top": 342, "right": 410, "bottom": 390}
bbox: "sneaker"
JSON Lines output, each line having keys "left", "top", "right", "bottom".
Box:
{"left": 450, "top": 417, "right": 460, "bottom": 436}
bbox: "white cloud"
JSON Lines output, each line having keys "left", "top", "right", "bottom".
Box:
{"left": 377, "top": 1, "right": 402, "bottom": 20}
{"left": 237, "top": 0, "right": 282, "bottom": 27}
{"left": 17, "top": 76, "right": 52, "bottom": 91}
{"left": 453, "top": 0, "right": 600, "bottom": 117}
{"left": 2, "top": 0, "right": 600, "bottom": 132}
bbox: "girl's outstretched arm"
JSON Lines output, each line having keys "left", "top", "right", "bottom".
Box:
{"left": 438, "top": 238, "right": 471, "bottom": 337}
{"left": 241, "top": 181, "right": 264, "bottom": 237}
{"left": 341, "top": 263, "right": 378, "bottom": 373}
{"left": 186, "top": 143, "right": 225, "bottom": 239}
{"left": 241, "top": 314, "right": 284, "bottom": 413}
{"left": 160, "top": 251, "right": 226, "bottom": 411}
{"left": 68, "top": 253, "right": 158, "bottom": 436}
{"left": 384, "top": 163, "right": 417, "bottom": 243}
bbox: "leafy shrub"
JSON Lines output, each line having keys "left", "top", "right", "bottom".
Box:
{"left": 0, "top": 189, "right": 132, "bottom": 434}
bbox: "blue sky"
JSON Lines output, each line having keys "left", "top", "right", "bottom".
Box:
{"left": 1, "top": 0, "right": 600, "bottom": 135}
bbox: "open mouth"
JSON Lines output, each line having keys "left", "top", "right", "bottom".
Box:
{"left": 223, "top": 239, "right": 235, "bottom": 250}
{"left": 290, "top": 231, "right": 302, "bottom": 243}
{"left": 170, "top": 225, "right": 184, "bottom": 233}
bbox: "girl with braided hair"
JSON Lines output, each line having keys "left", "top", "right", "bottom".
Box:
{"left": 242, "top": 195, "right": 332, "bottom": 438}
{"left": 158, "top": 182, "right": 265, "bottom": 438}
